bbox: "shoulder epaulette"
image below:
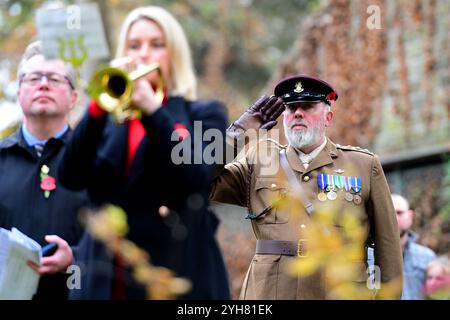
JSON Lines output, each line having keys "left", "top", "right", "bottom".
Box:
{"left": 336, "top": 144, "right": 375, "bottom": 156}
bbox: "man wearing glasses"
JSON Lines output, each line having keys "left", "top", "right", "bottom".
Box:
{"left": 0, "top": 41, "right": 88, "bottom": 299}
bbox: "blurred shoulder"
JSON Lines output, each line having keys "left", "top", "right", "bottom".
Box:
{"left": 0, "top": 130, "right": 20, "bottom": 150}
{"left": 189, "top": 99, "right": 228, "bottom": 122}
{"left": 410, "top": 242, "right": 437, "bottom": 261}
{"left": 190, "top": 99, "right": 226, "bottom": 112}
{"left": 246, "top": 138, "right": 285, "bottom": 161}
{"left": 259, "top": 138, "right": 286, "bottom": 150}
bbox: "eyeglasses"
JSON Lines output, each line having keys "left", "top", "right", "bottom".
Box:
{"left": 20, "top": 72, "right": 74, "bottom": 89}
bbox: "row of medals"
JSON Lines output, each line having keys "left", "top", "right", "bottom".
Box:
{"left": 317, "top": 189, "right": 362, "bottom": 204}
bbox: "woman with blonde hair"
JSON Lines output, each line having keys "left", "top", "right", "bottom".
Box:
{"left": 59, "top": 6, "right": 230, "bottom": 299}
{"left": 115, "top": 6, "right": 197, "bottom": 101}
{"left": 423, "top": 255, "right": 450, "bottom": 299}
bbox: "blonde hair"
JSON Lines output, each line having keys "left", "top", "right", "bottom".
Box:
{"left": 428, "top": 256, "right": 450, "bottom": 274}
{"left": 116, "top": 6, "right": 197, "bottom": 100}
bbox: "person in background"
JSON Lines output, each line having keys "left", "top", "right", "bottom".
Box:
{"left": 392, "top": 193, "right": 436, "bottom": 299}
{"left": 423, "top": 255, "right": 450, "bottom": 299}
{"left": 0, "top": 41, "right": 88, "bottom": 299}
{"left": 59, "top": 6, "right": 230, "bottom": 299}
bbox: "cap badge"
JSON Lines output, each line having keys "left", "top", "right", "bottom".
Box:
{"left": 294, "top": 81, "right": 304, "bottom": 93}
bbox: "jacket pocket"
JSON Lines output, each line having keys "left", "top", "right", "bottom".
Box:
{"left": 253, "top": 178, "right": 289, "bottom": 224}
{"left": 243, "top": 254, "right": 282, "bottom": 299}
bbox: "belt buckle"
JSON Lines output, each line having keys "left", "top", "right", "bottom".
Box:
{"left": 297, "top": 239, "right": 308, "bottom": 257}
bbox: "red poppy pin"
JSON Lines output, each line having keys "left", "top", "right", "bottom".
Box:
{"left": 174, "top": 123, "right": 189, "bottom": 140}
{"left": 40, "top": 165, "right": 56, "bottom": 199}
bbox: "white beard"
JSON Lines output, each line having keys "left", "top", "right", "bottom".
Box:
{"left": 284, "top": 117, "right": 326, "bottom": 150}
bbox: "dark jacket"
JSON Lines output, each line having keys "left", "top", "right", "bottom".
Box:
{"left": 0, "top": 128, "right": 88, "bottom": 299}
{"left": 59, "top": 96, "right": 230, "bottom": 299}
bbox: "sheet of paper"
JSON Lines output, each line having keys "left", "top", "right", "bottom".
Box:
{"left": 0, "top": 229, "right": 11, "bottom": 281}
{"left": 0, "top": 228, "right": 41, "bottom": 300}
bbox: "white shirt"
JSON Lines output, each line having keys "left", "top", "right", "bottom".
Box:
{"left": 297, "top": 138, "right": 327, "bottom": 169}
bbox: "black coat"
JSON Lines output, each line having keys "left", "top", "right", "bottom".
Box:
{"left": 59, "top": 96, "right": 230, "bottom": 299}
{"left": 0, "top": 128, "right": 88, "bottom": 299}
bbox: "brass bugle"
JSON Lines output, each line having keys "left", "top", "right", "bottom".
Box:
{"left": 88, "top": 62, "right": 164, "bottom": 123}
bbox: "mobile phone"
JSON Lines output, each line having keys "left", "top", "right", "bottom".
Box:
{"left": 41, "top": 243, "right": 58, "bottom": 257}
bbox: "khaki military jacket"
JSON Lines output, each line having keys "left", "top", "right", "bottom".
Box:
{"left": 211, "top": 138, "right": 403, "bottom": 299}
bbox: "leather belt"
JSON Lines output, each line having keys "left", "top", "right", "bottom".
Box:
{"left": 256, "top": 239, "right": 308, "bottom": 257}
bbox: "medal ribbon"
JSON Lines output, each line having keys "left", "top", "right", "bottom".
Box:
{"left": 350, "top": 176, "right": 362, "bottom": 193}
{"left": 334, "top": 175, "right": 344, "bottom": 191}
{"left": 343, "top": 176, "right": 351, "bottom": 191}
{"left": 327, "top": 174, "right": 335, "bottom": 191}
{"left": 317, "top": 173, "right": 327, "bottom": 191}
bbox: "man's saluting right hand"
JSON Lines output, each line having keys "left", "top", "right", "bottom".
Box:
{"left": 231, "top": 95, "right": 285, "bottom": 131}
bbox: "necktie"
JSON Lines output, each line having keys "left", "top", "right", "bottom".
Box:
{"left": 300, "top": 154, "right": 313, "bottom": 169}
{"left": 34, "top": 144, "right": 44, "bottom": 157}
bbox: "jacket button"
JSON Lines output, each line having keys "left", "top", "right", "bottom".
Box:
{"left": 271, "top": 183, "right": 277, "bottom": 189}
{"left": 303, "top": 176, "right": 310, "bottom": 182}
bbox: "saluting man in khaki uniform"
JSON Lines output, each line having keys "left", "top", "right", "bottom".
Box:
{"left": 211, "top": 75, "right": 403, "bottom": 299}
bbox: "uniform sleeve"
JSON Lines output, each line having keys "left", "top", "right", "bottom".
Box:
{"left": 210, "top": 155, "right": 249, "bottom": 207}
{"left": 210, "top": 132, "right": 272, "bottom": 208}
{"left": 369, "top": 155, "right": 403, "bottom": 297}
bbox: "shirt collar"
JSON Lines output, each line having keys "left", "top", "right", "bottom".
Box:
{"left": 405, "top": 231, "right": 419, "bottom": 246}
{"left": 21, "top": 124, "right": 69, "bottom": 147}
{"left": 297, "top": 137, "right": 328, "bottom": 163}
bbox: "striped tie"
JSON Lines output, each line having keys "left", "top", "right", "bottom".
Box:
{"left": 34, "top": 144, "right": 44, "bottom": 157}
